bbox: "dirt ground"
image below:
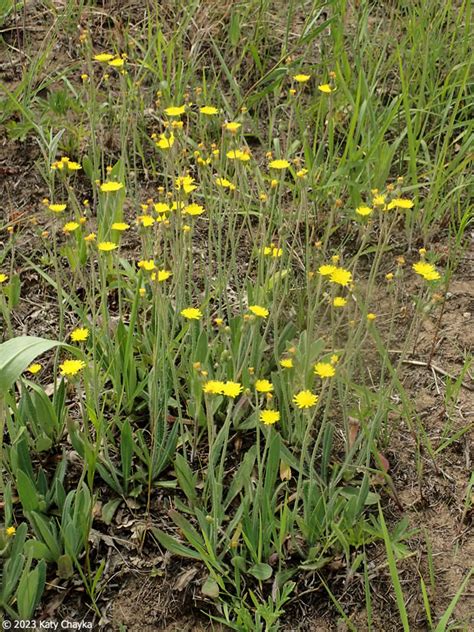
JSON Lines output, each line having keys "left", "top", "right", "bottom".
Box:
{"left": 1, "top": 2, "right": 473, "bottom": 631}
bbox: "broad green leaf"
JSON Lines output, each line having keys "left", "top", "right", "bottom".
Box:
{"left": 151, "top": 527, "right": 202, "bottom": 560}
{"left": 0, "top": 336, "right": 63, "bottom": 392}
{"left": 249, "top": 562, "right": 273, "bottom": 581}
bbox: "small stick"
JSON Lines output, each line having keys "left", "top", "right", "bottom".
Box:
{"left": 401, "top": 358, "right": 474, "bottom": 391}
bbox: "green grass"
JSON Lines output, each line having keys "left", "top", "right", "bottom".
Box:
{"left": 0, "top": 0, "right": 472, "bottom": 628}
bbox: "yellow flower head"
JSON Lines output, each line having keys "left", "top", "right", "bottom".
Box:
{"left": 260, "top": 409, "right": 280, "bottom": 425}
{"left": 59, "top": 359, "right": 86, "bottom": 377}
{"left": 111, "top": 222, "right": 130, "bottom": 231}
{"left": 330, "top": 267, "right": 352, "bottom": 287}
{"left": 269, "top": 159, "right": 290, "bottom": 170}
{"left": 108, "top": 57, "right": 125, "bottom": 68}
{"left": 222, "top": 381, "right": 243, "bottom": 398}
{"left": 84, "top": 233, "right": 96, "bottom": 242}
{"left": 26, "top": 363, "right": 42, "bottom": 375}
{"left": 412, "top": 261, "right": 440, "bottom": 281}
{"left": 137, "top": 215, "right": 155, "bottom": 227}
{"left": 100, "top": 181, "right": 124, "bottom": 193}
{"left": 48, "top": 203, "right": 67, "bottom": 213}
{"left": 255, "top": 379, "right": 273, "bottom": 393}
{"left": 70, "top": 328, "right": 89, "bottom": 342}
{"left": 183, "top": 203, "right": 205, "bottom": 216}
{"left": 94, "top": 53, "right": 114, "bottom": 62}
{"left": 137, "top": 259, "right": 156, "bottom": 272}
{"left": 387, "top": 198, "right": 414, "bottom": 210}
{"left": 314, "top": 362, "right": 336, "bottom": 378}
{"left": 318, "top": 264, "right": 337, "bottom": 276}
{"left": 215, "top": 177, "right": 236, "bottom": 191}
{"left": 0, "top": 273, "right": 8, "bottom": 284}
{"left": 373, "top": 194, "right": 386, "bottom": 206}
{"left": 280, "top": 358, "right": 294, "bottom": 369}
{"left": 224, "top": 121, "right": 241, "bottom": 133}
{"left": 293, "top": 74, "right": 311, "bottom": 83}
{"left": 226, "top": 149, "right": 251, "bottom": 161}
{"left": 164, "top": 105, "right": 186, "bottom": 117}
{"left": 151, "top": 269, "right": 172, "bottom": 282}
{"left": 200, "top": 106, "right": 219, "bottom": 115}
{"left": 293, "top": 390, "right": 318, "bottom": 409}
{"left": 355, "top": 206, "right": 373, "bottom": 217}
{"left": 98, "top": 241, "right": 118, "bottom": 252}
{"left": 156, "top": 132, "right": 175, "bottom": 149}
{"left": 367, "top": 313, "right": 377, "bottom": 321}
{"left": 318, "top": 84, "right": 333, "bottom": 94}
{"left": 203, "top": 380, "right": 225, "bottom": 395}
{"left": 6, "top": 526, "right": 16, "bottom": 537}
{"left": 181, "top": 307, "right": 202, "bottom": 320}
{"left": 63, "top": 221, "right": 79, "bottom": 233}
{"left": 249, "top": 305, "right": 269, "bottom": 318}
{"left": 154, "top": 202, "right": 171, "bottom": 214}
{"left": 333, "top": 296, "right": 347, "bottom": 307}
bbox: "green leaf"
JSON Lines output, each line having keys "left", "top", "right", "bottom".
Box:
{"left": 151, "top": 527, "right": 202, "bottom": 560}
{"left": 248, "top": 562, "right": 273, "bottom": 581}
{"left": 16, "top": 470, "right": 40, "bottom": 512}
{"left": 0, "top": 336, "right": 63, "bottom": 392}
{"left": 16, "top": 560, "right": 46, "bottom": 619}
{"left": 201, "top": 575, "right": 220, "bottom": 598}
{"left": 120, "top": 419, "right": 133, "bottom": 493}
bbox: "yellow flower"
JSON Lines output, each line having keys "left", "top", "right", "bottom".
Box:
{"left": 154, "top": 202, "right": 171, "bottom": 213}
{"left": 249, "top": 305, "right": 269, "bottom": 318}
{"left": 293, "top": 390, "right": 318, "bottom": 409}
{"left": 183, "top": 203, "right": 205, "bottom": 216}
{"left": 280, "top": 358, "right": 293, "bottom": 369}
{"left": 387, "top": 198, "right": 414, "bottom": 210}
{"left": 330, "top": 354, "right": 339, "bottom": 365}
{"left": 203, "top": 380, "right": 225, "bottom": 394}
{"left": 333, "top": 296, "right": 347, "bottom": 307}
{"left": 314, "top": 362, "right": 336, "bottom": 378}
{"left": 137, "top": 215, "right": 155, "bottom": 227}
{"left": 59, "top": 359, "right": 86, "bottom": 376}
{"left": 156, "top": 132, "right": 175, "bottom": 149}
{"left": 263, "top": 246, "right": 283, "bottom": 257}
{"left": 181, "top": 307, "right": 202, "bottom": 320}
{"left": 318, "top": 264, "right": 337, "bottom": 276}
{"left": 412, "top": 261, "right": 440, "bottom": 281}
{"left": 26, "top": 363, "right": 42, "bottom": 375}
{"left": 200, "top": 106, "right": 219, "bottom": 115}
{"left": 355, "top": 206, "right": 372, "bottom": 216}
{"left": 318, "top": 84, "right": 333, "bottom": 93}
{"left": 215, "top": 177, "right": 236, "bottom": 191}
{"left": 226, "top": 149, "right": 250, "bottom": 161}
{"left": 385, "top": 272, "right": 394, "bottom": 281}
{"left": 138, "top": 259, "right": 156, "bottom": 271}
{"left": 373, "top": 194, "right": 386, "bottom": 206}
{"left": 94, "top": 53, "right": 114, "bottom": 62}
{"left": 6, "top": 526, "right": 16, "bottom": 537}
{"left": 70, "top": 328, "right": 89, "bottom": 342}
{"left": 98, "top": 241, "right": 118, "bottom": 251}
{"left": 222, "top": 381, "right": 243, "bottom": 398}
{"left": 48, "top": 203, "right": 67, "bottom": 212}
{"left": 63, "top": 221, "right": 79, "bottom": 233}
{"left": 255, "top": 379, "right": 273, "bottom": 393}
{"left": 111, "top": 222, "right": 130, "bottom": 231}
{"left": 224, "top": 121, "right": 241, "bottom": 133}
{"left": 84, "top": 233, "right": 96, "bottom": 242}
{"left": 260, "top": 409, "right": 280, "bottom": 425}
{"left": 164, "top": 105, "right": 186, "bottom": 117}
{"left": 175, "top": 175, "right": 197, "bottom": 193}
{"left": 367, "top": 313, "right": 377, "bottom": 321}
{"left": 151, "top": 269, "right": 172, "bottom": 282}
{"left": 0, "top": 273, "right": 8, "bottom": 283}
{"left": 296, "top": 168, "right": 308, "bottom": 178}
{"left": 293, "top": 74, "right": 311, "bottom": 83}
{"left": 330, "top": 267, "right": 352, "bottom": 287}
{"left": 269, "top": 159, "right": 290, "bottom": 169}
{"left": 67, "top": 161, "right": 82, "bottom": 171}
{"left": 108, "top": 57, "right": 125, "bottom": 68}
{"left": 100, "top": 181, "right": 124, "bottom": 193}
